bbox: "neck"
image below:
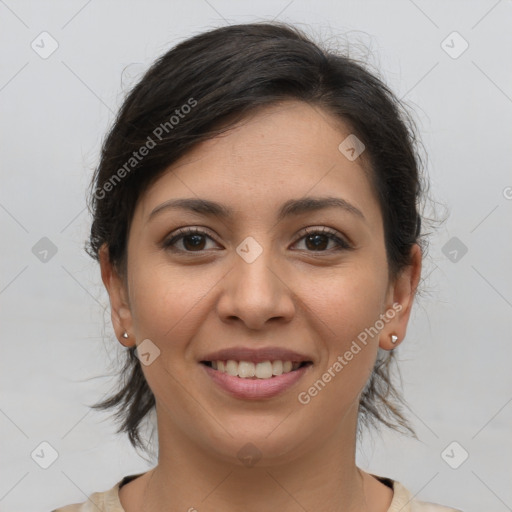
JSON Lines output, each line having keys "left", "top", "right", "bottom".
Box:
{"left": 138, "top": 403, "right": 380, "bottom": 512}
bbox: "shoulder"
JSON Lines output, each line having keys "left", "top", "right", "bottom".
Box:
{"left": 51, "top": 486, "right": 120, "bottom": 512}
{"left": 389, "top": 479, "right": 463, "bottom": 512}
{"left": 51, "top": 474, "right": 136, "bottom": 512}
{"left": 52, "top": 472, "right": 463, "bottom": 512}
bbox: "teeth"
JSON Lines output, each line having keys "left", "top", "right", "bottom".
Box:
{"left": 209, "top": 360, "right": 303, "bottom": 379}
{"left": 255, "top": 361, "right": 273, "bottom": 379}
{"left": 238, "top": 361, "right": 255, "bottom": 378}
{"left": 272, "top": 360, "right": 283, "bottom": 375}
{"left": 225, "top": 360, "right": 238, "bottom": 376}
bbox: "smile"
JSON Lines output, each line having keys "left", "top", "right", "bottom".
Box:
{"left": 201, "top": 359, "right": 311, "bottom": 379}
{"left": 200, "top": 360, "right": 313, "bottom": 400}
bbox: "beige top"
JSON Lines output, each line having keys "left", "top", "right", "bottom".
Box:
{"left": 52, "top": 473, "right": 462, "bottom": 512}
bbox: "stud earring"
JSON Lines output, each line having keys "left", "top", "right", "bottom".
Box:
{"left": 122, "top": 332, "right": 129, "bottom": 339}
{"left": 390, "top": 334, "right": 398, "bottom": 344}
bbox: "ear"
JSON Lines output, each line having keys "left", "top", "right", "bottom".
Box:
{"left": 99, "top": 244, "right": 135, "bottom": 347}
{"left": 379, "top": 243, "right": 422, "bottom": 350}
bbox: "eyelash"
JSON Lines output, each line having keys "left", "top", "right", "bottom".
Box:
{"left": 162, "top": 226, "right": 352, "bottom": 254}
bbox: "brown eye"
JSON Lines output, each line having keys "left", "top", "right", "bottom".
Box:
{"left": 181, "top": 233, "right": 206, "bottom": 251}
{"left": 294, "top": 227, "right": 351, "bottom": 252}
{"left": 304, "top": 233, "right": 330, "bottom": 251}
{"left": 163, "top": 228, "right": 218, "bottom": 252}
{"left": 162, "top": 226, "right": 352, "bottom": 254}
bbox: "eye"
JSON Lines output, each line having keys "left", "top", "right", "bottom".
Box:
{"left": 293, "top": 226, "right": 352, "bottom": 252}
{"left": 162, "top": 226, "right": 352, "bottom": 254}
{"left": 162, "top": 228, "right": 219, "bottom": 252}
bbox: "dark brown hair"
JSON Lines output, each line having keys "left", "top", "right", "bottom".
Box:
{"left": 86, "top": 21, "right": 430, "bottom": 455}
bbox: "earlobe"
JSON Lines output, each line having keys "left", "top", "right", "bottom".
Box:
{"left": 379, "top": 244, "right": 422, "bottom": 351}
{"left": 98, "top": 244, "right": 135, "bottom": 347}
{"left": 379, "top": 332, "right": 400, "bottom": 351}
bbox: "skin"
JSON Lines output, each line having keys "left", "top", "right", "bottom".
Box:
{"left": 100, "top": 100, "right": 422, "bottom": 512}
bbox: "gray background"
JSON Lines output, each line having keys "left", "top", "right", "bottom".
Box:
{"left": 1, "top": 1, "right": 511, "bottom": 511}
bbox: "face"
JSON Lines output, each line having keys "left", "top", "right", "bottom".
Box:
{"left": 101, "top": 100, "right": 420, "bottom": 466}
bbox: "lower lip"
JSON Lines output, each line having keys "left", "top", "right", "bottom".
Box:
{"left": 201, "top": 363, "right": 311, "bottom": 400}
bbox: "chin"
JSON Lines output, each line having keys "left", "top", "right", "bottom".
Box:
{"left": 201, "top": 422, "right": 315, "bottom": 468}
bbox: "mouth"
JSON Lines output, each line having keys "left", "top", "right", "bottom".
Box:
{"left": 200, "top": 359, "right": 313, "bottom": 400}
{"left": 200, "top": 360, "right": 313, "bottom": 379}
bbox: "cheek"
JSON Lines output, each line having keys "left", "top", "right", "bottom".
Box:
{"left": 127, "top": 258, "right": 218, "bottom": 350}
{"left": 309, "top": 261, "right": 388, "bottom": 342}
{"left": 298, "top": 278, "right": 383, "bottom": 417}
{"left": 301, "top": 261, "right": 387, "bottom": 397}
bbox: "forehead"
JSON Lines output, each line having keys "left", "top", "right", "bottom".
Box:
{"left": 136, "top": 100, "right": 381, "bottom": 228}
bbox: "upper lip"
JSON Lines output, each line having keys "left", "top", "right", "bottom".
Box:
{"left": 200, "top": 346, "right": 313, "bottom": 364}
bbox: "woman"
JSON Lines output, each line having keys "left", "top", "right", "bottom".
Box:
{"left": 53, "top": 22, "right": 461, "bottom": 512}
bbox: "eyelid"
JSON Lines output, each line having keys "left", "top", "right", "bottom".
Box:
{"left": 162, "top": 225, "right": 352, "bottom": 253}
{"left": 296, "top": 226, "right": 352, "bottom": 250}
{"left": 162, "top": 226, "right": 221, "bottom": 249}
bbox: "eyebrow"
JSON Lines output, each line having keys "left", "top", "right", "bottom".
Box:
{"left": 148, "top": 196, "right": 365, "bottom": 223}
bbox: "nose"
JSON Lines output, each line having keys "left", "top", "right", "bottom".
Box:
{"left": 216, "top": 242, "right": 296, "bottom": 330}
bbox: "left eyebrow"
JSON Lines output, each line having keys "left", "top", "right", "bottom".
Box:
{"left": 277, "top": 196, "right": 365, "bottom": 222}
{"left": 148, "top": 196, "right": 366, "bottom": 222}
